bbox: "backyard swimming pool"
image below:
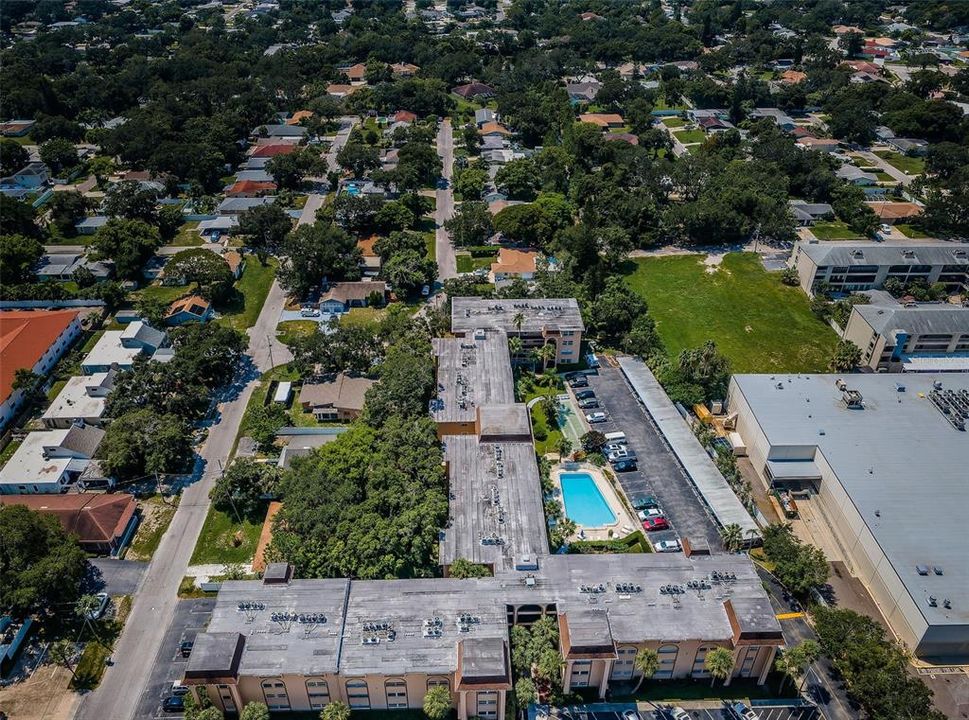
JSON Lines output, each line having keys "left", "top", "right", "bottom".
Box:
{"left": 560, "top": 472, "right": 617, "bottom": 527}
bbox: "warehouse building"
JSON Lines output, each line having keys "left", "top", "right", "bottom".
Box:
{"left": 727, "top": 373, "right": 969, "bottom": 659}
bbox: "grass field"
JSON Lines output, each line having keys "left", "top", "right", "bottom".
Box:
{"left": 625, "top": 253, "right": 838, "bottom": 373}
{"left": 456, "top": 252, "right": 495, "bottom": 274}
{"left": 216, "top": 257, "right": 277, "bottom": 331}
{"left": 190, "top": 503, "right": 267, "bottom": 565}
{"left": 896, "top": 223, "right": 929, "bottom": 238}
{"left": 673, "top": 128, "right": 706, "bottom": 144}
{"left": 0, "top": 439, "right": 22, "bottom": 469}
{"left": 168, "top": 221, "right": 202, "bottom": 247}
{"left": 809, "top": 221, "right": 863, "bottom": 240}
{"left": 874, "top": 150, "right": 925, "bottom": 175}
{"left": 276, "top": 319, "right": 318, "bottom": 346}
{"left": 127, "top": 495, "right": 178, "bottom": 560}
{"left": 530, "top": 401, "right": 563, "bottom": 456}
{"left": 661, "top": 117, "right": 686, "bottom": 128}
{"left": 129, "top": 283, "right": 187, "bottom": 305}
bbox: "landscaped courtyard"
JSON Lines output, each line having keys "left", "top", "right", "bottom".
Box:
{"left": 625, "top": 252, "right": 838, "bottom": 373}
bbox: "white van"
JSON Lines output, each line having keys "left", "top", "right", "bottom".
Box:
{"left": 603, "top": 431, "right": 626, "bottom": 443}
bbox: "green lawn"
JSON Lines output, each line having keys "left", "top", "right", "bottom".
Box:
{"left": 276, "top": 319, "right": 318, "bottom": 346}
{"left": 129, "top": 283, "right": 188, "bottom": 305}
{"left": 673, "top": 128, "right": 706, "bottom": 144}
{"left": 625, "top": 253, "right": 838, "bottom": 373}
{"left": 0, "top": 440, "right": 22, "bottom": 469}
{"left": 661, "top": 117, "right": 686, "bottom": 128}
{"left": 126, "top": 495, "right": 179, "bottom": 560}
{"left": 189, "top": 503, "right": 267, "bottom": 565}
{"left": 424, "top": 232, "right": 436, "bottom": 262}
{"left": 456, "top": 252, "right": 495, "bottom": 274}
{"left": 874, "top": 150, "right": 925, "bottom": 175}
{"left": 896, "top": 223, "right": 929, "bottom": 239}
{"left": 810, "top": 221, "right": 862, "bottom": 240}
{"left": 342, "top": 306, "right": 386, "bottom": 326}
{"left": 611, "top": 676, "right": 796, "bottom": 703}
{"left": 530, "top": 402, "right": 563, "bottom": 456}
{"left": 216, "top": 257, "right": 277, "bottom": 331}
{"left": 168, "top": 221, "right": 202, "bottom": 247}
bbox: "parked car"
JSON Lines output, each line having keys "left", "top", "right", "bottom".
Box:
{"left": 654, "top": 539, "right": 682, "bottom": 553}
{"left": 300, "top": 307, "right": 320, "bottom": 317}
{"left": 730, "top": 703, "right": 760, "bottom": 720}
{"left": 612, "top": 459, "right": 638, "bottom": 472}
{"left": 577, "top": 398, "right": 600, "bottom": 409}
{"left": 603, "top": 442, "right": 627, "bottom": 453}
{"left": 637, "top": 508, "right": 664, "bottom": 521}
{"left": 179, "top": 640, "right": 194, "bottom": 658}
{"left": 162, "top": 696, "right": 186, "bottom": 713}
{"left": 575, "top": 389, "right": 596, "bottom": 400}
{"left": 585, "top": 412, "right": 607, "bottom": 423}
{"left": 607, "top": 448, "right": 636, "bottom": 463}
{"left": 879, "top": 223, "right": 892, "bottom": 234}
{"left": 85, "top": 592, "right": 110, "bottom": 620}
{"left": 569, "top": 376, "right": 589, "bottom": 388}
{"left": 171, "top": 682, "right": 190, "bottom": 697}
{"left": 642, "top": 516, "right": 669, "bottom": 531}
{"left": 631, "top": 494, "right": 659, "bottom": 510}
{"left": 585, "top": 353, "right": 600, "bottom": 368}
{"left": 668, "top": 708, "right": 690, "bottom": 720}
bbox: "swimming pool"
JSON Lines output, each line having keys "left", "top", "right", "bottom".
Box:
{"left": 560, "top": 472, "right": 616, "bottom": 527}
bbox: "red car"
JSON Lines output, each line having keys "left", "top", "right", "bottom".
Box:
{"left": 642, "top": 516, "right": 669, "bottom": 532}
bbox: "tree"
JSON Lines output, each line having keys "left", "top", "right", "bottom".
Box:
{"left": 13, "top": 369, "right": 46, "bottom": 407}
{"left": 762, "top": 523, "right": 830, "bottom": 594}
{"left": 165, "top": 249, "right": 235, "bottom": 301}
{"left": 631, "top": 648, "right": 660, "bottom": 693}
{"left": 374, "top": 201, "right": 415, "bottom": 233}
{"left": 495, "top": 159, "right": 538, "bottom": 200}
{"left": 0, "top": 505, "right": 87, "bottom": 614}
{"left": 239, "top": 702, "right": 270, "bottom": 720}
{"left": 244, "top": 404, "right": 289, "bottom": 454}
{"left": 320, "top": 701, "right": 351, "bottom": 720}
{"left": 362, "top": 335, "right": 436, "bottom": 427}
{"left": 0, "top": 196, "right": 40, "bottom": 237}
{"left": 555, "top": 437, "right": 572, "bottom": 459}
{"left": 580, "top": 430, "right": 606, "bottom": 453}
{"left": 374, "top": 231, "right": 428, "bottom": 262}
{"left": 75, "top": 593, "right": 106, "bottom": 643}
{"left": 586, "top": 278, "right": 648, "bottom": 345}
{"left": 91, "top": 218, "right": 161, "bottom": 279}
{"left": 48, "top": 638, "right": 79, "bottom": 681}
{"left": 98, "top": 410, "right": 194, "bottom": 480}
{"left": 47, "top": 191, "right": 89, "bottom": 235}
{"left": 0, "top": 233, "right": 43, "bottom": 284}
{"left": 704, "top": 646, "right": 735, "bottom": 687}
{"left": 776, "top": 640, "right": 820, "bottom": 692}
{"left": 266, "top": 149, "right": 320, "bottom": 190}
{"left": 0, "top": 139, "right": 28, "bottom": 175}
{"left": 278, "top": 222, "right": 362, "bottom": 297}
{"left": 158, "top": 204, "right": 185, "bottom": 241}
{"left": 720, "top": 523, "right": 743, "bottom": 552}
{"left": 453, "top": 165, "right": 487, "bottom": 200}
{"left": 423, "top": 684, "right": 452, "bottom": 720}
{"left": 448, "top": 558, "right": 492, "bottom": 578}
{"left": 444, "top": 201, "right": 493, "bottom": 247}
{"left": 239, "top": 204, "right": 293, "bottom": 264}
{"left": 395, "top": 142, "right": 443, "bottom": 191}
{"left": 839, "top": 31, "right": 864, "bottom": 59}
{"left": 462, "top": 123, "right": 482, "bottom": 155}
{"left": 102, "top": 180, "right": 158, "bottom": 222}
{"left": 515, "top": 677, "right": 537, "bottom": 708}
{"left": 829, "top": 339, "right": 861, "bottom": 371}
{"left": 337, "top": 141, "right": 379, "bottom": 177}
{"left": 210, "top": 458, "right": 276, "bottom": 520}
{"left": 536, "top": 342, "right": 556, "bottom": 371}
{"left": 39, "top": 138, "right": 78, "bottom": 174}
{"left": 382, "top": 249, "right": 437, "bottom": 297}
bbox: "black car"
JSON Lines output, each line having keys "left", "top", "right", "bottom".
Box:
{"left": 574, "top": 389, "right": 596, "bottom": 400}
{"left": 162, "top": 696, "right": 185, "bottom": 713}
{"left": 569, "top": 376, "right": 588, "bottom": 388}
{"left": 577, "top": 398, "right": 599, "bottom": 409}
{"left": 631, "top": 494, "right": 659, "bottom": 510}
{"left": 179, "top": 640, "right": 194, "bottom": 658}
{"left": 613, "top": 459, "right": 638, "bottom": 472}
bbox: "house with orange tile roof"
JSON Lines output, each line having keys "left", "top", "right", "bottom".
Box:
{"left": 391, "top": 62, "right": 420, "bottom": 78}
{"left": 226, "top": 180, "right": 277, "bottom": 197}
{"left": 326, "top": 84, "right": 359, "bottom": 98}
{"left": 478, "top": 121, "right": 512, "bottom": 137}
{"left": 286, "top": 110, "right": 314, "bottom": 126}
{"left": 780, "top": 69, "right": 807, "bottom": 85}
{"left": 393, "top": 110, "right": 418, "bottom": 124}
{"left": 864, "top": 201, "right": 923, "bottom": 223}
{"left": 356, "top": 235, "right": 382, "bottom": 276}
{"left": 488, "top": 248, "right": 540, "bottom": 285}
{"left": 165, "top": 295, "right": 214, "bottom": 325}
{"left": 0, "top": 309, "right": 82, "bottom": 430}
{"left": 251, "top": 143, "right": 298, "bottom": 159}
{"left": 796, "top": 136, "right": 839, "bottom": 152}
{"left": 224, "top": 250, "right": 246, "bottom": 279}
{"left": 578, "top": 113, "right": 625, "bottom": 129}
{"left": 0, "top": 493, "right": 137, "bottom": 555}
{"left": 343, "top": 63, "right": 368, "bottom": 84}
{"left": 842, "top": 60, "right": 881, "bottom": 75}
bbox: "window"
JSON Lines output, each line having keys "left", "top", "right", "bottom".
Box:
{"left": 570, "top": 660, "right": 591, "bottom": 687}
{"left": 346, "top": 680, "right": 370, "bottom": 709}
{"left": 655, "top": 644, "right": 678, "bottom": 679}
{"left": 477, "top": 691, "right": 499, "bottom": 718}
{"left": 691, "top": 646, "right": 713, "bottom": 678}
{"left": 385, "top": 679, "right": 408, "bottom": 709}
{"left": 738, "top": 647, "right": 758, "bottom": 678}
{"left": 427, "top": 678, "right": 450, "bottom": 691}
{"left": 306, "top": 679, "right": 330, "bottom": 710}
{"left": 261, "top": 679, "right": 290, "bottom": 710}
{"left": 611, "top": 646, "right": 637, "bottom": 680}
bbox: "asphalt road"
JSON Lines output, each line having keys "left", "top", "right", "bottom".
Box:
{"left": 435, "top": 118, "right": 457, "bottom": 280}
{"left": 855, "top": 150, "right": 913, "bottom": 186}
{"left": 579, "top": 361, "right": 723, "bottom": 551}
{"left": 75, "top": 275, "right": 291, "bottom": 720}
{"left": 324, "top": 116, "right": 358, "bottom": 173}
{"left": 86, "top": 558, "right": 148, "bottom": 596}
{"left": 297, "top": 193, "right": 325, "bottom": 227}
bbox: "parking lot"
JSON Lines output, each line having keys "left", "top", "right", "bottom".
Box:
{"left": 570, "top": 359, "right": 722, "bottom": 551}
{"left": 134, "top": 598, "right": 215, "bottom": 719}
{"left": 537, "top": 703, "right": 818, "bottom": 720}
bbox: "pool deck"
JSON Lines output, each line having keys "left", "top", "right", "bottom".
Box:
{"left": 551, "top": 463, "right": 639, "bottom": 541}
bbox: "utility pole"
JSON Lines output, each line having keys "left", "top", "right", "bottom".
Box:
{"left": 266, "top": 333, "right": 275, "bottom": 369}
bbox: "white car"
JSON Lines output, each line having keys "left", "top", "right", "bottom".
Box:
{"left": 607, "top": 448, "right": 636, "bottom": 463}
{"left": 602, "top": 442, "right": 627, "bottom": 454}
{"left": 669, "top": 709, "right": 690, "bottom": 720}
{"left": 638, "top": 508, "right": 663, "bottom": 521}
{"left": 654, "top": 539, "right": 682, "bottom": 553}
{"left": 879, "top": 223, "right": 892, "bottom": 234}
{"left": 730, "top": 703, "right": 760, "bottom": 720}
{"left": 300, "top": 307, "right": 321, "bottom": 317}
{"left": 85, "top": 592, "right": 110, "bottom": 620}
{"left": 585, "top": 412, "right": 607, "bottom": 423}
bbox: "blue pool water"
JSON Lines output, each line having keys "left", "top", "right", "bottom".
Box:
{"left": 560, "top": 472, "right": 616, "bottom": 527}
{"left": 345, "top": 184, "right": 361, "bottom": 196}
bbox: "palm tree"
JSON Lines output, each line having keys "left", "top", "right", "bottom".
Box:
{"left": 776, "top": 640, "right": 820, "bottom": 692}
{"left": 48, "top": 638, "right": 79, "bottom": 681}
{"left": 513, "top": 311, "right": 525, "bottom": 334}
{"left": 74, "top": 594, "right": 105, "bottom": 644}
{"left": 555, "top": 437, "right": 573, "bottom": 460}
{"left": 540, "top": 394, "right": 559, "bottom": 428}
{"left": 508, "top": 336, "right": 523, "bottom": 361}
{"left": 720, "top": 523, "right": 743, "bottom": 553}
{"left": 631, "top": 648, "right": 660, "bottom": 693}
{"left": 537, "top": 342, "right": 557, "bottom": 371}
{"left": 704, "top": 646, "right": 735, "bottom": 688}
{"left": 745, "top": 527, "right": 759, "bottom": 555}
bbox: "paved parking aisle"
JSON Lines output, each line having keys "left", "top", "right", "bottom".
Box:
{"left": 134, "top": 598, "right": 215, "bottom": 719}
{"left": 580, "top": 361, "right": 722, "bottom": 551}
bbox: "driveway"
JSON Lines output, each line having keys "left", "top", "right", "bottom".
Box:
{"left": 133, "top": 598, "right": 215, "bottom": 720}
{"left": 855, "top": 150, "right": 914, "bottom": 186}
{"left": 86, "top": 558, "right": 148, "bottom": 596}
{"left": 297, "top": 193, "right": 325, "bottom": 227}
{"left": 435, "top": 118, "right": 457, "bottom": 280}
{"left": 577, "top": 360, "right": 722, "bottom": 551}
{"left": 278, "top": 309, "right": 338, "bottom": 327}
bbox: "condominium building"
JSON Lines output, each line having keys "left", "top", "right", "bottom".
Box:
{"left": 842, "top": 291, "right": 969, "bottom": 372}
{"left": 183, "top": 555, "right": 783, "bottom": 716}
{"left": 451, "top": 298, "right": 585, "bottom": 366}
{"left": 727, "top": 373, "right": 969, "bottom": 658}
{"left": 790, "top": 240, "right": 969, "bottom": 296}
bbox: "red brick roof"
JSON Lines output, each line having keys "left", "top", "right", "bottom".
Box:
{"left": 0, "top": 493, "right": 136, "bottom": 546}
{"left": 226, "top": 180, "right": 277, "bottom": 196}
{"left": 0, "top": 309, "right": 78, "bottom": 401}
{"left": 251, "top": 144, "right": 297, "bottom": 159}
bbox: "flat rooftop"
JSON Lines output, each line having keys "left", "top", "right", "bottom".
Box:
{"left": 41, "top": 374, "right": 109, "bottom": 422}
{"left": 854, "top": 302, "right": 969, "bottom": 339}
{"left": 431, "top": 332, "right": 515, "bottom": 424}
{"left": 81, "top": 331, "right": 143, "bottom": 369}
{"left": 441, "top": 435, "right": 549, "bottom": 568}
{"left": 198, "top": 553, "right": 780, "bottom": 678}
{"left": 0, "top": 429, "right": 71, "bottom": 486}
{"left": 451, "top": 298, "right": 585, "bottom": 335}
{"left": 796, "top": 239, "right": 969, "bottom": 268}
{"left": 731, "top": 373, "right": 969, "bottom": 627}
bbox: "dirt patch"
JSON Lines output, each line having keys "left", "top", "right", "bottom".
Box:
{"left": 126, "top": 496, "right": 178, "bottom": 561}
{"left": 0, "top": 664, "right": 80, "bottom": 720}
{"left": 251, "top": 500, "right": 282, "bottom": 572}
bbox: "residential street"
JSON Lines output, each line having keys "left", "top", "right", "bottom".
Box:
{"left": 297, "top": 193, "right": 325, "bottom": 227}
{"left": 324, "top": 116, "right": 358, "bottom": 172}
{"left": 856, "top": 150, "right": 914, "bottom": 186}
{"left": 74, "top": 278, "right": 290, "bottom": 720}
{"left": 435, "top": 118, "right": 457, "bottom": 280}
